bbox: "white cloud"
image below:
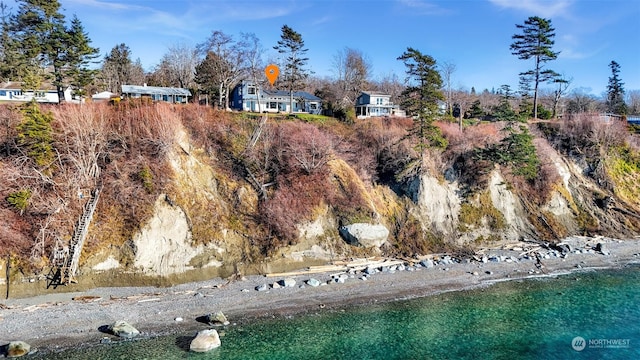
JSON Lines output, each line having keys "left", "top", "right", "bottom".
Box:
{"left": 397, "top": 0, "right": 449, "bottom": 15}
{"left": 489, "top": 0, "right": 573, "bottom": 18}
{"left": 65, "top": 0, "right": 145, "bottom": 11}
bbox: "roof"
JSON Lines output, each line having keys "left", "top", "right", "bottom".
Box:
{"left": 0, "top": 81, "right": 57, "bottom": 91}
{"left": 92, "top": 91, "right": 116, "bottom": 99}
{"left": 360, "top": 91, "right": 391, "bottom": 97}
{"left": 263, "top": 89, "right": 321, "bottom": 102}
{"left": 121, "top": 85, "right": 192, "bottom": 96}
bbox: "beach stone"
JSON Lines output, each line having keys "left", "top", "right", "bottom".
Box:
{"left": 272, "top": 282, "right": 281, "bottom": 289}
{"left": 365, "top": 266, "right": 377, "bottom": 275}
{"left": 7, "top": 341, "right": 30, "bottom": 358}
{"left": 595, "top": 242, "right": 610, "bottom": 255}
{"left": 397, "top": 264, "right": 406, "bottom": 271}
{"left": 190, "top": 329, "right": 221, "bottom": 352}
{"left": 335, "top": 277, "right": 346, "bottom": 284}
{"left": 338, "top": 223, "right": 389, "bottom": 248}
{"left": 109, "top": 320, "right": 140, "bottom": 339}
{"left": 420, "top": 259, "right": 434, "bottom": 268}
{"left": 282, "top": 278, "right": 296, "bottom": 287}
{"left": 206, "top": 311, "right": 229, "bottom": 326}
{"left": 556, "top": 243, "right": 572, "bottom": 254}
{"left": 175, "top": 317, "right": 184, "bottom": 322}
{"left": 307, "top": 278, "right": 321, "bottom": 287}
{"left": 255, "top": 284, "right": 268, "bottom": 291}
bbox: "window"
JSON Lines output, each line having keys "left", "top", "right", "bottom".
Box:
{"left": 310, "top": 103, "right": 317, "bottom": 110}
{"left": 0, "top": 90, "right": 5, "bottom": 96}
{"left": 269, "top": 102, "right": 277, "bottom": 109}
{"left": 248, "top": 87, "right": 256, "bottom": 95}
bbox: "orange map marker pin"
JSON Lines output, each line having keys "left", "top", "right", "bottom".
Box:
{"left": 265, "top": 64, "right": 279, "bottom": 85}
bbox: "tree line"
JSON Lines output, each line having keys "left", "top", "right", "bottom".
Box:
{"left": 0, "top": 2, "right": 635, "bottom": 118}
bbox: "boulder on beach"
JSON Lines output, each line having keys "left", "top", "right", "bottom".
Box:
{"left": 7, "top": 341, "right": 31, "bottom": 358}
{"left": 256, "top": 284, "right": 268, "bottom": 291}
{"left": 190, "top": 329, "right": 221, "bottom": 352}
{"left": 307, "top": 278, "right": 321, "bottom": 287}
{"left": 281, "top": 278, "right": 296, "bottom": 287}
{"left": 339, "top": 223, "right": 389, "bottom": 248}
{"left": 206, "top": 311, "right": 230, "bottom": 326}
{"left": 420, "top": 259, "right": 434, "bottom": 268}
{"left": 595, "top": 242, "right": 610, "bottom": 255}
{"left": 108, "top": 320, "right": 140, "bottom": 339}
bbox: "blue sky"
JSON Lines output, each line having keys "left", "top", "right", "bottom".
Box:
{"left": 13, "top": 0, "right": 640, "bottom": 95}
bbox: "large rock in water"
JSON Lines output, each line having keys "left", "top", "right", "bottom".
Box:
{"left": 108, "top": 320, "right": 140, "bottom": 338}
{"left": 7, "top": 341, "right": 31, "bottom": 357}
{"left": 190, "top": 329, "right": 221, "bottom": 352}
{"left": 339, "top": 223, "right": 389, "bottom": 248}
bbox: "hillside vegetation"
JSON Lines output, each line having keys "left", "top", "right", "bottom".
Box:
{"left": 1, "top": 102, "right": 639, "bottom": 282}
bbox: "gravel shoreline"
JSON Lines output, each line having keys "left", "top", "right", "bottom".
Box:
{"left": 1, "top": 236, "right": 639, "bottom": 355}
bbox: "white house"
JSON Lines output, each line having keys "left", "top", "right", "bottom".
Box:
{"left": 230, "top": 80, "right": 322, "bottom": 114}
{"left": 0, "top": 81, "right": 72, "bottom": 103}
{"left": 355, "top": 91, "right": 404, "bottom": 118}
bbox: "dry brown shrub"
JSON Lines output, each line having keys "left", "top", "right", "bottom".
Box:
{"left": 277, "top": 121, "right": 334, "bottom": 175}
{"left": 440, "top": 121, "right": 502, "bottom": 166}
{"left": 259, "top": 171, "right": 331, "bottom": 251}
{"left": 0, "top": 207, "right": 32, "bottom": 257}
{"left": 559, "top": 114, "right": 629, "bottom": 155}
{"left": 508, "top": 137, "right": 561, "bottom": 206}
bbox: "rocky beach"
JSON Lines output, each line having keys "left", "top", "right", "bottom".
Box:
{"left": 1, "top": 236, "right": 639, "bottom": 357}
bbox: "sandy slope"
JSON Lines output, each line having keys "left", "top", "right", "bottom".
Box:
{"left": 1, "top": 236, "right": 639, "bottom": 354}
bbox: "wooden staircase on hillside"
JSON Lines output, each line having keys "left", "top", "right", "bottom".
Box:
{"left": 47, "top": 187, "right": 101, "bottom": 288}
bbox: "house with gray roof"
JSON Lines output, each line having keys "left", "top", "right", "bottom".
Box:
{"left": 121, "top": 84, "right": 191, "bottom": 104}
{"left": 230, "top": 80, "right": 322, "bottom": 114}
{"left": 355, "top": 91, "right": 404, "bottom": 118}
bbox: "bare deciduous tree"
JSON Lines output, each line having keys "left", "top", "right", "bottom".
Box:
{"left": 159, "top": 42, "right": 198, "bottom": 89}
{"left": 196, "top": 31, "right": 246, "bottom": 109}
{"left": 440, "top": 61, "right": 456, "bottom": 117}
{"left": 333, "top": 47, "right": 371, "bottom": 107}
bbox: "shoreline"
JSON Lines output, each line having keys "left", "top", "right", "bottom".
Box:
{"left": 2, "top": 236, "right": 639, "bottom": 355}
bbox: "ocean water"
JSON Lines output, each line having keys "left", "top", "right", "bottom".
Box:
{"left": 34, "top": 266, "right": 640, "bottom": 360}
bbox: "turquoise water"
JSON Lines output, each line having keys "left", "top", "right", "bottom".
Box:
{"left": 35, "top": 266, "right": 640, "bottom": 359}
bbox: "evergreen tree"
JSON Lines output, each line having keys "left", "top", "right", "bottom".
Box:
{"left": 493, "top": 85, "right": 518, "bottom": 122}
{"left": 101, "top": 44, "right": 134, "bottom": 93}
{"left": 274, "top": 25, "right": 309, "bottom": 113}
{"left": 510, "top": 16, "right": 559, "bottom": 119}
{"left": 11, "top": 0, "right": 98, "bottom": 102}
{"left": 65, "top": 15, "right": 99, "bottom": 99}
{"left": 16, "top": 101, "right": 54, "bottom": 167}
{"left": 397, "top": 47, "right": 446, "bottom": 152}
{"left": 606, "top": 60, "right": 627, "bottom": 115}
{"left": 0, "top": 1, "right": 19, "bottom": 82}
{"left": 469, "top": 99, "right": 484, "bottom": 119}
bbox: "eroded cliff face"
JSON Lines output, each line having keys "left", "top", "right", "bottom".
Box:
{"left": 82, "top": 123, "right": 639, "bottom": 281}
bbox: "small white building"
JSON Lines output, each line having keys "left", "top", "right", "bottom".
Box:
{"left": 355, "top": 91, "right": 404, "bottom": 118}
{"left": 0, "top": 81, "right": 71, "bottom": 103}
